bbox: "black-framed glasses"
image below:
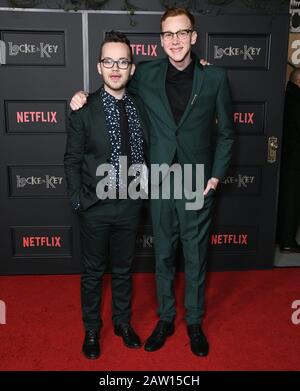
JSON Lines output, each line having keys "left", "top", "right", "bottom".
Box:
{"left": 100, "top": 57, "right": 132, "bottom": 69}
{"left": 160, "top": 29, "right": 193, "bottom": 41}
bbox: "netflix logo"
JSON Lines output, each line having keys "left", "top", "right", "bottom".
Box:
{"left": 131, "top": 44, "right": 158, "bottom": 57}
{"left": 210, "top": 226, "right": 257, "bottom": 253}
{"left": 211, "top": 234, "right": 248, "bottom": 245}
{"left": 23, "top": 236, "right": 61, "bottom": 248}
{"left": 16, "top": 111, "right": 57, "bottom": 123}
{"left": 124, "top": 33, "right": 164, "bottom": 61}
{"left": 5, "top": 101, "right": 67, "bottom": 133}
{"left": 234, "top": 112, "right": 254, "bottom": 125}
{"left": 232, "top": 102, "right": 265, "bottom": 134}
{"left": 12, "top": 227, "right": 72, "bottom": 257}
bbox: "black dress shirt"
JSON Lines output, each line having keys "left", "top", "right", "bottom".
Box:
{"left": 165, "top": 57, "right": 195, "bottom": 125}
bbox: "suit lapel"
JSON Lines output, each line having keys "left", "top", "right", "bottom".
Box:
{"left": 89, "top": 88, "right": 111, "bottom": 156}
{"left": 177, "top": 59, "right": 204, "bottom": 128}
{"left": 130, "top": 95, "right": 149, "bottom": 146}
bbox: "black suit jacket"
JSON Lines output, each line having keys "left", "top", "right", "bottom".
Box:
{"left": 64, "top": 88, "right": 149, "bottom": 211}
{"left": 281, "top": 81, "right": 300, "bottom": 170}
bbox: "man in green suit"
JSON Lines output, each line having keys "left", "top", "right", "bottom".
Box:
{"left": 70, "top": 8, "right": 234, "bottom": 357}
{"left": 64, "top": 31, "right": 149, "bottom": 359}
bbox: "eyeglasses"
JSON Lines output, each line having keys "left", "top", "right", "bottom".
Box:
{"left": 160, "top": 29, "right": 193, "bottom": 41}
{"left": 100, "top": 57, "right": 132, "bottom": 69}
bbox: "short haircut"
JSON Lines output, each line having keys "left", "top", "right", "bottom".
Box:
{"left": 160, "top": 7, "right": 195, "bottom": 31}
{"left": 289, "top": 68, "right": 300, "bottom": 84}
{"left": 99, "top": 30, "right": 133, "bottom": 62}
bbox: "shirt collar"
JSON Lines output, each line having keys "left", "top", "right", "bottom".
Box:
{"left": 167, "top": 55, "right": 195, "bottom": 79}
{"left": 100, "top": 86, "right": 128, "bottom": 103}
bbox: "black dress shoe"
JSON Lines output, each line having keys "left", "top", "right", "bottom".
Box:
{"left": 187, "top": 324, "right": 209, "bottom": 357}
{"left": 280, "top": 243, "right": 300, "bottom": 253}
{"left": 114, "top": 323, "right": 141, "bottom": 349}
{"left": 82, "top": 329, "right": 100, "bottom": 359}
{"left": 144, "top": 320, "right": 174, "bottom": 352}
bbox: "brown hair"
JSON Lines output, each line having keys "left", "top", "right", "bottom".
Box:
{"left": 160, "top": 8, "right": 195, "bottom": 31}
{"left": 99, "top": 30, "right": 132, "bottom": 62}
{"left": 290, "top": 68, "right": 300, "bottom": 84}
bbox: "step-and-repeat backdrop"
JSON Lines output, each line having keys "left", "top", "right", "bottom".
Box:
{"left": 0, "top": 7, "right": 289, "bottom": 274}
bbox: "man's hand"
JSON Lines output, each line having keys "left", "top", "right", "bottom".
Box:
{"left": 203, "top": 177, "right": 219, "bottom": 196}
{"left": 70, "top": 90, "right": 89, "bottom": 111}
{"left": 200, "top": 59, "right": 211, "bottom": 66}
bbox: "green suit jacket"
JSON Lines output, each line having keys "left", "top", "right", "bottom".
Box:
{"left": 64, "top": 88, "right": 149, "bottom": 211}
{"left": 128, "top": 54, "right": 235, "bottom": 186}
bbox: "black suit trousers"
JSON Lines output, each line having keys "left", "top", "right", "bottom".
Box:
{"left": 278, "top": 168, "right": 300, "bottom": 246}
{"left": 79, "top": 198, "right": 142, "bottom": 331}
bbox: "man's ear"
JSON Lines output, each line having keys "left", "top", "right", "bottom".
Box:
{"left": 191, "top": 30, "right": 197, "bottom": 46}
{"left": 130, "top": 63, "right": 136, "bottom": 76}
{"left": 160, "top": 34, "right": 164, "bottom": 49}
{"left": 97, "top": 62, "right": 102, "bottom": 75}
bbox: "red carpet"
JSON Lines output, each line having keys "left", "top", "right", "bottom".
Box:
{"left": 0, "top": 269, "right": 300, "bottom": 371}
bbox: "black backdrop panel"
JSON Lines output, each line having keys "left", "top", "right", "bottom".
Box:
{"left": 201, "top": 15, "right": 289, "bottom": 270}
{"left": 0, "top": 8, "right": 289, "bottom": 274}
{"left": 1, "top": 30, "right": 65, "bottom": 66}
{"left": 5, "top": 100, "right": 67, "bottom": 134}
{"left": 0, "top": 10, "right": 83, "bottom": 274}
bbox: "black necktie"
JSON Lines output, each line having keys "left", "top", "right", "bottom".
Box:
{"left": 117, "top": 99, "right": 132, "bottom": 168}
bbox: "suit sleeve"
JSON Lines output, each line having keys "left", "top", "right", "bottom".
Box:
{"left": 127, "top": 63, "right": 141, "bottom": 96}
{"left": 212, "top": 71, "right": 235, "bottom": 180}
{"left": 63, "top": 111, "right": 85, "bottom": 207}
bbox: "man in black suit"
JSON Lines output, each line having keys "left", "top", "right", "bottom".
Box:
{"left": 278, "top": 68, "right": 300, "bottom": 253}
{"left": 64, "top": 31, "right": 149, "bottom": 359}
